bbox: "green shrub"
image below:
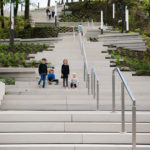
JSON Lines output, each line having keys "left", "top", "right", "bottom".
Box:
{"left": 0, "top": 43, "right": 49, "bottom": 67}
{"left": 0, "top": 77, "right": 16, "bottom": 85}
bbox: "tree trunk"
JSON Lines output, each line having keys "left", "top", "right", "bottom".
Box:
{"left": 105, "top": 0, "right": 108, "bottom": 24}
{"left": 24, "top": 0, "right": 30, "bottom": 29}
{"left": 25, "top": 0, "right": 30, "bottom": 20}
{"left": 66, "top": 0, "right": 68, "bottom": 3}
{"left": 47, "top": 0, "right": 50, "bottom": 7}
{"left": 61, "top": 0, "right": 64, "bottom": 4}
{"left": 0, "top": 0, "right": 4, "bottom": 28}
{"left": 14, "top": 0, "right": 19, "bottom": 17}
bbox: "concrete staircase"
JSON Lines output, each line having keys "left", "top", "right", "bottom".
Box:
{"left": 0, "top": 111, "right": 150, "bottom": 149}
{"left": 0, "top": 32, "right": 150, "bottom": 150}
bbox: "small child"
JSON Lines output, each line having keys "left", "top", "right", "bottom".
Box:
{"left": 48, "top": 10, "right": 51, "bottom": 19}
{"left": 38, "top": 58, "right": 47, "bottom": 88}
{"left": 52, "top": 10, "right": 55, "bottom": 18}
{"left": 46, "top": 8, "right": 50, "bottom": 16}
{"left": 47, "top": 69, "right": 59, "bottom": 85}
{"left": 70, "top": 73, "right": 78, "bottom": 88}
{"left": 78, "top": 24, "right": 83, "bottom": 36}
{"left": 61, "top": 59, "right": 70, "bottom": 88}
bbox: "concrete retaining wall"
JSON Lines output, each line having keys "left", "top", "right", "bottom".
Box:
{"left": 0, "top": 82, "right": 5, "bottom": 104}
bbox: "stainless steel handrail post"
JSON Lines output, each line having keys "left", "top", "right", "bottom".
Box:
{"left": 93, "top": 74, "right": 95, "bottom": 98}
{"left": 81, "top": 42, "right": 84, "bottom": 55}
{"left": 121, "top": 82, "right": 125, "bottom": 133}
{"left": 78, "top": 32, "right": 91, "bottom": 96}
{"left": 86, "top": 71, "right": 88, "bottom": 88}
{"left": 91, "top": 69, "right": 93, "bottom": 94}
{"left": 112, "top": 70, "right": 116, "bottom": 112}
{"left": 88, "top": 73, "right": 90, "bottom": 95}
{"left": 132, "top": 101, "right": 136, "bottom": 150}
{"left": 112, "top": 67, "right": 136, "bottom": 150}
{"left": 84, "top": 63, "right": 85, "bottom": 82}
{"left": 79, "top": 33, "right": 82, "bottom": 53}
{"left": 97, "top": 80, "right": 99, "bottom": 110}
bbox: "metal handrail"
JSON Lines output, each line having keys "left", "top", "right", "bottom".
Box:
{"left": 79, "top": 32, "right": 90, "bottom": 95}
{"left": 91, "top": 67, "right": 99, "bottom": 110}
{"left": 112, "top": 67, "right": 136, "bottom": 150}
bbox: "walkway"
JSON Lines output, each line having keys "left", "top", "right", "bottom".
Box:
{"left": 0, "top": 26, "right": 150, "bottom": 150}
{"left": 1, "top": 34, "right": 95, "bottom": 110}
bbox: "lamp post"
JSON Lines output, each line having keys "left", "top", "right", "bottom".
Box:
{"left": 100, "top": 10, "right": 104, "bottom": 34}
{"left": 112, "top": 3, "right": 115, "bottom": 28}
{"left": 10, "top": 0, "right": 14, "bottom": 51}
{"left": 55, "top": 1, "right": 57, "bottom": 26}
{"left": 125, "top": 6, "right": 129, "bottom": 33}
{"left": 38, "top": 2, "right": 40, "bottom": 9}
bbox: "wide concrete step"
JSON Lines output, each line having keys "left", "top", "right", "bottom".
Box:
{"left": 4, "top": 95, "right": 93, "bottom": 101}
{"left": 6, "top": 88, "right": 89, "bottom": 95}
{"left": 2, "top": 98, "right": 150, "bottom": 111}
{"left": 101, "top": 37, "right": 144, "bottom": 41}
{"left": 6, "top": 84, "right": 87, "bottom": 89}
{"left": 0, "top": 122, "right": 149, "bottom": 133}
{"left": 0, "top": 111, "right": 150, "bottom": 123}
{"left": 0, "top": 144, "right": 149, "bottom": 150}
{"left": 99, "top": 33, "right": 139, "bottom": 38}
{"left": 104, "top": 39, "right": 145, "bottom": 44}
{"left": 0, "top": 100, "right": 96, "bottom": 111}
{"left": 0, "top": 133, "right": 149, "bottom": 144}
{"left": 6, "top": 87, "right": 145, "bottom": 95}
{"left": 104, "top": 42, "right": 145, "bottom": 46}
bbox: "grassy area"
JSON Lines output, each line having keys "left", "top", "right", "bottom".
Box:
{"left": 109, "top": 47, "right": 150, "bottom": 76}
{"left": 0, "top": 77, "right": 16, "bottom": 85}
{"left": 0, "top": 42, "right": 49, "bottom": 67}
{"left": 89, "top": 37, "right": 98, "bottom": 42}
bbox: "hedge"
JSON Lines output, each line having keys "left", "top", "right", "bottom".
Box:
{"left": 16, "top": 26, "right": 76, "bottom": 39}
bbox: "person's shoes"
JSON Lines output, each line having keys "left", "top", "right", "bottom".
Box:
{"left": 38, "top": 82, "right": 41, "bottom": 88}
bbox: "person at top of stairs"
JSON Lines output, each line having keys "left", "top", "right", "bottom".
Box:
{"left": 52, "top": 10, "right": 55, "bottom": 18}
{"left": 46, "top": 7, "right": 50, "bottom": 16}
{"left": 38, "top": 58, "right": 48, "bottom": 88}
{"left": 48, "top": 10, "right": 52, "bottom": 20}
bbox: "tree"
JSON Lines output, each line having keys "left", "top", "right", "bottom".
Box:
{"left": 24, "top": 0, "right": 31, "bottom": 28}
{"left": 25, "top": 0, "right": 29, "bottom": 20}
{"left": 14, "top": 0, "right": 19, "bottom": 17}
{"left": 0, "top": 0, "right": 5, "bottom": 28}
{"left": 143, "top": 0, "right": 150, "bottom": 17}
{"left": 47, "top": 0, "right": 50, "bottom": 7}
